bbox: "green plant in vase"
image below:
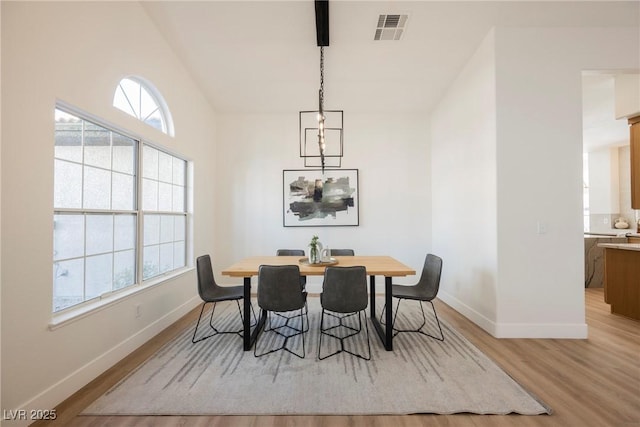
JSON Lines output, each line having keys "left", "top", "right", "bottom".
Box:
{"left": 309, "top": 235, "right": 322, "bottom": 264}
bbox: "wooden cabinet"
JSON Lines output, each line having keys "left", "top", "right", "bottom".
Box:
{"left": 631, "top": 116, "right": 640, "bottom": 209}
{"left": 603, "top": 247, "right": 640, "bottom": 321}
{"left": 628, "top": 237, "right": 640, "bottom": 243}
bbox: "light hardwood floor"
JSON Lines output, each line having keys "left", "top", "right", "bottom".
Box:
{"left": 35, "top": 288, "right": 639, "bottom": 427}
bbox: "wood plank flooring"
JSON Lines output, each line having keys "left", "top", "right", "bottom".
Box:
{"left": 34, "top": 288, "right": 639, "bottom": 427}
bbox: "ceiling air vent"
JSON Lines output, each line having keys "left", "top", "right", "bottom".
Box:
{"left": 374, "top": 14, "right": 408, "bottom": 41}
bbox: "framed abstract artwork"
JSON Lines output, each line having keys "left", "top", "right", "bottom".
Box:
{"left": 283, "top": 169, "right": 359, "bottom": 227}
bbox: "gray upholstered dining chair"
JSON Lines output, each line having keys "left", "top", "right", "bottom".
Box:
{"left": 192, "top": 254, "right": 256, "bottom": 344}
{"left": 276, "top": 249, "right": 307, "bottom": 289}
{"left": 328, "top": 249, "right": 355, "bottom": 256}
{"left": 276, "top": 249, "right": 305, "bottom": 257}
{"left": 382, "top": 253, "right": 444, "bottom": 341}
{"left": 254, "top": 265, "right": 308, "bottom": 358}
{"left": 276, "top": 249, "right": 308, "bottom": 316}
{"left": 318, "top": 266, "right": 371, "bottom": 360}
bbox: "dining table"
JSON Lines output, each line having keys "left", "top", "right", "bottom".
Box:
{"left": 221, "top": 255, "right": 416, "bottom": 351}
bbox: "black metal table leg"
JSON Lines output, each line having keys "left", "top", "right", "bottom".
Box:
{"left": 369, "top": 275, "right": 393, "bottom": 351}
{"left": 384, "top": 276, "right": 393, "bottom": 350}
{"left": 243, "top": 276, "right": 266, "bottom": 351}
{"left": 243, "top": 277, "right": 251, "bottom": 350}
{"left": 369, "top": 275, "right": 376, "bottom": 319}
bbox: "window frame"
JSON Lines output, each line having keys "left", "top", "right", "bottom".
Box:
{"left": 139, "top": 144, "right": 189, "bottom": 282}
{"left": 113, "top": 76, "right": 175, "bottom": 137}
{"left": 52, "top": 102, "right": 191, "bottom": 324}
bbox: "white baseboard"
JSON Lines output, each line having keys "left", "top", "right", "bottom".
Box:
{"left": 438, "top": 290, "right": 498, "bottom": 335}
{"left": 3, "top": 296, "right": 201, "bottom": 427}
{"left": 438, "top": 291, "right": 588, "bottom": 339}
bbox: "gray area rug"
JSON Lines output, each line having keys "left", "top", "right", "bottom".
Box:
{"left": 83, "top": 297, "right": 552, "bottom": 416}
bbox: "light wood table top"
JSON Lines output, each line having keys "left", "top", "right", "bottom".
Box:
{"left": 224, "top": 255, "right": 416, "bottom": 352}
{"left": 222, "top": 255, "right": 415, "bottom": 278}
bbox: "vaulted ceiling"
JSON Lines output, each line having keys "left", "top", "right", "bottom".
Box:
{"left": 141, "top": 1, "right": 639, "bottom": 149}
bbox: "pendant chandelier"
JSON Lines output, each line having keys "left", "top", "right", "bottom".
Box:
{"left": 300, "top": 0, "right": 343, "bottom": 174}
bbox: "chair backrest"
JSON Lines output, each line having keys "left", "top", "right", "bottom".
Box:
{"left": 329, "top": 249, "right": 355, "bottom": 256}
{"left": 416, "top": 254, "right": 443, "bottom": 300}
{"left": 276, "top": 249, "right": 305, "bottom": 256}
{"left": 321, "top": 266, "right": 368, "bottom": 313}
{"left": 196, "top": 254, "right": 221, "bottom": 300}
{"left": 258, "top": 265, "right": 305, "bottom": 312}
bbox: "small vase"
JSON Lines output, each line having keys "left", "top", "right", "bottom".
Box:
{"left": 309, "top": 242, "right": 322, "bottom": 264}
{"left": 309, "top": 249, "right": 318, "bottom": 264}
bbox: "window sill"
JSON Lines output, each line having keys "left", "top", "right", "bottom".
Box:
{"left": 49, "top": 267, "right": 194, "bottom": 331}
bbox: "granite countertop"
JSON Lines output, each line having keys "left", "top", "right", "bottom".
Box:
{"left": 597, "top": 243, "right": 640, "bottom": 252}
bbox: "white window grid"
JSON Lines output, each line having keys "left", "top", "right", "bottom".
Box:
{"left": 113, "top": 76, "right": 174, "bottom": 137}
{"left": 53, "top": 106, "right": 188, "bottom": 313}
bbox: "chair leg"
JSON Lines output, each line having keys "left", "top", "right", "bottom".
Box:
{"left": 317, "top": 308, "right": 326, "bottom": 360}
{"left": 254, "top": 307, "right": 306, "bottom": 358}
{"left": 192, "top": 302, "right": 213, "bottom": 343}
{"left": 318, "top": 309, "right": 371, "bottom": 361}
{"left": 235, "top": 299, "right": 258, "bottom": 328}
{"left": 193, "top": 301, "right": 241, "bottom": 342}
{"left": 391, "top": 298, "right": 423, "bottom": 331}
{"left": 273, "top": 304, "right": 309, "bottom": 332}
{"left": 425, "top": 300, "right": 445, "bottom": 341}
{"left": 379, "top": 302, "right": 388, "bottom": 325}
{"left": 391, "top": 299, "right": 445, "bottom": 341}
{"left": 359, "top": 310, "right": 372, "bottom": 360}
{"left": 193, "top": 299, "right": 255, "bottom": 344}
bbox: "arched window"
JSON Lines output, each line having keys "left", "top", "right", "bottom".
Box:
{"left": 113, "top": 76, "right": 174, "bottom": 136}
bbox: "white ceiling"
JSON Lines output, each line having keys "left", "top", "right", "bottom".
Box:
{"left": 141, "top": 1, "right": 639, "bottom": 147}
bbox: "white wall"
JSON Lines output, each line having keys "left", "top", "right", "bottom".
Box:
{"left": 494, "top": 27, "right": 637, "bottom": 337}
{"left": 431, "top": 30, "right": 498, "bottom": 332}
{"left": 1, "top": 2, "right": 217, "bottom": 422}
{"left": 589, "top": 147, "right": 620, "bottom": 215}
{"left": 213, "top": 112, "right": 431, "bottom": 292}
{"left": 433, "top": 26, "right": 638, "bottom": 338}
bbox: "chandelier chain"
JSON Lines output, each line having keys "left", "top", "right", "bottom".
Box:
{"left": 319, "top": 47, "right": 324, "bottom": 111}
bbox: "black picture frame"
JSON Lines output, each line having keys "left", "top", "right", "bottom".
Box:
{"left": 283, "top": 169, "right": 359, "bottom": 227}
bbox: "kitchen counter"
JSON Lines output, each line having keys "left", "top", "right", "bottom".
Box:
{"left": 597, "top": 243, "right": 640, "bottom": 251}
{"left": 585, "top": 236, "right": 627, "bottom": 288}
{"left": 599, "top": 243, "right": 640, "bottom": 321}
